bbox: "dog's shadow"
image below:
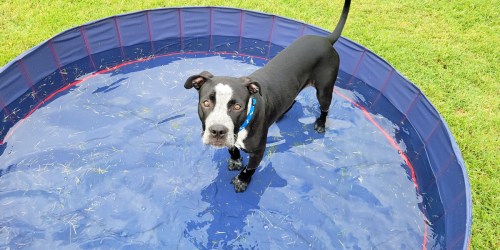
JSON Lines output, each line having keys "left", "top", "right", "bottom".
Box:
{"left": 183, "top": 101, "right": 325, "bottom": 248}
{"left": 183, "top": 157, "right": 286, "bottom": 249}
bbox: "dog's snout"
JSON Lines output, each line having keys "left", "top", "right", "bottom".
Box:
{"left": 209, "top": 125, "right": 228, "bottom": 138}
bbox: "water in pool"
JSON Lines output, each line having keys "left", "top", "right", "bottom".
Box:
{"left": 0, "top": 54, "right": 440, "bottom": 249}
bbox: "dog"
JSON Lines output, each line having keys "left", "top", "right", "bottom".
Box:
{"left": 184, "top": 0, "right": 350, "bottom": 192}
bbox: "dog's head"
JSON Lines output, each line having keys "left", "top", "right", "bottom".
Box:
{"left": 184, "top": 71, "right": 261, "bottom": 148}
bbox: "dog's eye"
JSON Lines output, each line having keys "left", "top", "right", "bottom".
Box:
{"left": 233, "top": 104, "right": 242, "bottom": 111}
{"left": 202, "top": 100, "right": 211, "bottom": 108}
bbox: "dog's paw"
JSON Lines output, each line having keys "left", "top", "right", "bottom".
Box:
{"left": 231, "top": 175, "right": 249, "bottom": 193}
{"left": 314, "top": 118, "right": 326, "bottom": 133}
{"left": 228, "top": 157, "right": 243, "bottom": 171}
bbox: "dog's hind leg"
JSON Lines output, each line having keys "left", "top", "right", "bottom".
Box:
{"left": 313, "top": 66, "right": 338, "bottom": 133}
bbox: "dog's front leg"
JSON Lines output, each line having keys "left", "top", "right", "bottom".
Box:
{"left": 231, "top": 148, "right": 264, "bottom": 193}
{"left": 228, "top": 147, "right": 243, "bottom": 171}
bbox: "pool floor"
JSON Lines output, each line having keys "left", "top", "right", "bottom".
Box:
{"left": 0, "top": 54, "right": 440, "bottom": 249}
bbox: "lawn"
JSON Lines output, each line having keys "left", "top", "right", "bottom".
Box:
{"left": 1, "top": 0, "right": 498, "bottom": 248}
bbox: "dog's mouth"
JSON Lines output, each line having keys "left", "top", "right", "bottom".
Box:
{"left": 203, "top": 131, "right": 238, "bottom": 148}
{"left": 208, "top": 139, "right": 226, "bottom": 148}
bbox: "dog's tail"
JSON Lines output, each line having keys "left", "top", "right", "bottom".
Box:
{"left": 326, "top": 0, "right": 351, "bottom": 44}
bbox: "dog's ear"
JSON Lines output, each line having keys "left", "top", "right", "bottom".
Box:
{"left": 184, "top": 71, "right": 214, "bottom": 90}
{"left": 241, "top": 77, "right": 262, "bottom": 96}
{"left": 248, "top": 82, "right": 262, "bottom": 96}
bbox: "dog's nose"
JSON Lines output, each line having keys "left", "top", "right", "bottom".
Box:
{"left": 209, "top": 125, "right": 228, "bottom": 138}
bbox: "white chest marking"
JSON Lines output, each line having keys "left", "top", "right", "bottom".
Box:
{"left": 235, "top": 129, "right": 248, "bottom": 150}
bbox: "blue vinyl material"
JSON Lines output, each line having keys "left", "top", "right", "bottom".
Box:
{"left": 0, "top": 7, "right": 471, "bottom": 249}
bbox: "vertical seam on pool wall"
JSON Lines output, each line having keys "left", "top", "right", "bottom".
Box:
{"left": 299, "top": 23, "right": 306, "bottom": 37}
{"left": 48, "top": 40, "right": 66, "bottom": 84}
{"left": 0, "top": 97, "right": 14, "bottom": 124}
{"left": 266, "top": 16, "right": 277, "bottom": 58}
{"left": 424, "top": 153, "right": 455, "bottom": 191}
{"left": 146, "top": 11, "right": 155, "bottom": 55}
{"left": 79, "top": 26, "right": 97, "bottom": 70}
{"left": 370, "top": 68, "right": 394, "bottom": 109}
{"left": 238, "top": 10, "right": 245, "bottom": 53}
{"left": 424, "top": 119, "right": 442, "bottom": 144}
{"left": 17, "top": 60, "right": 37, "bottom": 99}
{"left": 400, "top": 92, "right": 421, "bottom": 125}
{"left": 113, "top": 17, "right": 126, "bottom": 60}
{"left": 348, "top": 50, "right": 366, "bottom": 84}
{"left": 178, "top": 9, "right": 184, "bottom": 50}
{"left": 209, "top": 7, "right": 213, "bottom": 51}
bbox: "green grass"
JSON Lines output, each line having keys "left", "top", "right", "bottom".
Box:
{"left": 1, "top": 0, "right": 498, "bottom": 248}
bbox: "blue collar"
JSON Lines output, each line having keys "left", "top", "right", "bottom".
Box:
{"left": 239, "top": 97, "right": 257, "bottom": 132}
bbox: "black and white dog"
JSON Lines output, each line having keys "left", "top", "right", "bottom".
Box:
{"left": 184, "top": 0, "right": 350, "bottom": 192}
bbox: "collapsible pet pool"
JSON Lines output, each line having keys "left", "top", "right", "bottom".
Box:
{"left": 0, "top": 7, "right": 471, "bottom": 249}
